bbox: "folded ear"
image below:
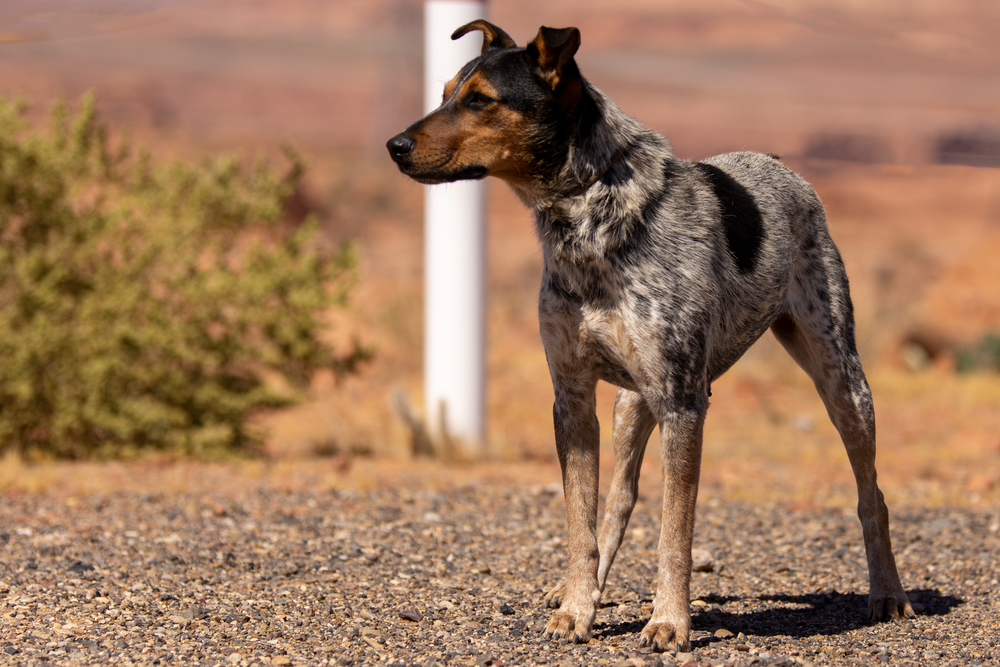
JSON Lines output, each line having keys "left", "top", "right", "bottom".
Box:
{"left": 451, "top": 20, "right": 518, "bottom": 54}
{"left": 528, "top": 26, "right": 582, "bottom": 107}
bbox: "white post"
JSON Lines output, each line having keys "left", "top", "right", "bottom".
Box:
{"left": 423, "top": 0, "right": 488, "bottom": 455}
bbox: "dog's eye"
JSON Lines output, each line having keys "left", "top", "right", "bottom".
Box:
{"left": 465, "top": 92, "right": 494, "bottom": 110}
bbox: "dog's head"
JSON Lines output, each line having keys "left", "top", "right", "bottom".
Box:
{"left": 386, "top": 21, "right": 583, "bottom": 187}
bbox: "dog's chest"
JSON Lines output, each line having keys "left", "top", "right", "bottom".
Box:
{"left": 540, "top": 286, "right": 646, "bottom": 392}
{"left": 579, "top": 308, "right": 646, "bottom": 388}
{"left": 543, "top": 257, "right": 649, "bottom": 360}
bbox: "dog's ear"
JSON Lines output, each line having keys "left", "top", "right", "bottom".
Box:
{"left": 528, "top": 26, "right": 582, "bottom": 109}
{"left": 452, "top": 20, "right": 517, "bottom": 54}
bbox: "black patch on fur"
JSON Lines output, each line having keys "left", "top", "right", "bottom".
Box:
{"left": 694, "top": 163, "right": 765, "bottom": 274}
{"left": 633, "top": 292, "right": 652, "bottom": 319}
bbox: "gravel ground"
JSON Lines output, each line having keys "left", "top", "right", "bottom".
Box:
{"left": 2, "top": 480, "right": 999, "bottom": 667}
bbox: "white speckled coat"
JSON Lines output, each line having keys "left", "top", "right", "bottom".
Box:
{"left": 387, "top": 20, "right": 914, "bottom": 652}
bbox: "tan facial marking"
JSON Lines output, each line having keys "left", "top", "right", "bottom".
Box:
{"left": 411, "top": 70, "right": 536, "bottom": 183}
{"left": 442, "top": 74, "right": 460, "bottom": 103}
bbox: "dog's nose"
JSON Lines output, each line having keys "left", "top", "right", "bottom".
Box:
{"left": 386, "top": 134, "right": 415, "bottom": 161}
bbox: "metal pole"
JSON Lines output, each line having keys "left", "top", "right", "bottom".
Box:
{"left": 423, "top": 0, "right": 487, "bottom": 455}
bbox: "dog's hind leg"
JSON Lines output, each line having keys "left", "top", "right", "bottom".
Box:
{"left": 598, "top": 389, "right": 657, "bottom": 590}
{"left": 545, "top": 388, "right": 655, "bottom": 611}
{"left": 771, "top": 253, "right": 914, "bottom": 623}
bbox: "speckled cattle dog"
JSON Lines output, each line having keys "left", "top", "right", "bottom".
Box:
{"left": 387, "top": 21, "right": 914, "bottom": 652}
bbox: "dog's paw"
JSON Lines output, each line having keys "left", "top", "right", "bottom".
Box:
{"left": 543, "top": 608, "right": 594, "bottom": 643}
{"left": 868, "top": 593, "right": 915, "bottom": 622}
{"left": 543, "top": 581, "right": 566, "bottom": 609}
{"left": 638, "top": 620, "right": 691, "bottom": 653}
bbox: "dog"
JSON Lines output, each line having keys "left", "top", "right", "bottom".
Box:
{"left": 387, "top": 21, "right": 914, "bottom": 651}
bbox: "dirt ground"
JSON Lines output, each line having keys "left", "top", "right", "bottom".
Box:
{"left": 1, "top": 0, "right": 999, "bottom": 510}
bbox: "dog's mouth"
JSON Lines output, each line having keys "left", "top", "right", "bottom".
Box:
{"left": 402, "top": 164, "right": 489, "bottom": 184}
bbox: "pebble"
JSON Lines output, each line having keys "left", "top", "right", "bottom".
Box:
{"left": 691, "top": 549, "right": 715, "bottom": 573}
{"left": 613, "top": 658, "right": 645, "bottom": 667}
{"left": 399, "top": 607, "right": 423, "bottom": 622}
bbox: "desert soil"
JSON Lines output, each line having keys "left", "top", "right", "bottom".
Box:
{"left": 2, "top": 460, "right": 1000, "bottom": 667}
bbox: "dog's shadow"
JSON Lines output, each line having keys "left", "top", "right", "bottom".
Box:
{"left": 593, "top": 588, "right": 962, "bottom": 643}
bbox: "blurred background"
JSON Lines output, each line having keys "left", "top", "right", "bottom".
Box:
{"left": 1, "top": 0, "right": 999, "bottom": 506}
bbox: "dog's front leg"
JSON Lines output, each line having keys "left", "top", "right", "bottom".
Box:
{"left": 640, "top": 405, "right": 706, "bottom": 653}
{"left": 543, "top": 383, "right": 602, "bottom": 644}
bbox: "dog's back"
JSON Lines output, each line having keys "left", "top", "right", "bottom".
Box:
{"left": 692, "top": 150, "right": 844, "bottom": 379}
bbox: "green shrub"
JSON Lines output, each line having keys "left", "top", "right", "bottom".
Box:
{"left": 955, "top": 332, "right": 1000, "bottom": 374}
{"left": 0, "top": 94, "right": 370, "bottom": 458}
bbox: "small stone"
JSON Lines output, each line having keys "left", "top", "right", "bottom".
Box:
{"left": 67, "top": 561, "right": 95, "bottom": 574}
{"left": 226, "top": 652, "right": 242, "bottom": 664}
{"left": 735, "top": 644, "right": 750, "bottom": 652}
{"left": 613, "top": 659, "right": 644, "bottom": 667}
{"left": 691, "top": 549, "right": 714, "bottom": 572}
{"left": 361, "top": 547, "right": 380, "bottom": 562}
{"left": 399, "top": 607, "right": 422, "bottom": 622}
{"left": 499, "top": 603, "right": 515, "bottom": 615}
{"left": 714, "top": 628, "right": 734, "bottom": 638}
{"left": 475, "top": 564, "right": 492, "bottom": 575}
{"left": 271, "top": 657, "right": 291, "bottom": 667}
{"left": 675, "top": 652, "right": 694, "bottom": 664}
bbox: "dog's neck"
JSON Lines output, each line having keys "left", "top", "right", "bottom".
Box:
{"left": 562, "top": 146, "right": 628, "bottom": 198}
{"left": 525, "top": 85, "right": 674, "bottom": 266}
